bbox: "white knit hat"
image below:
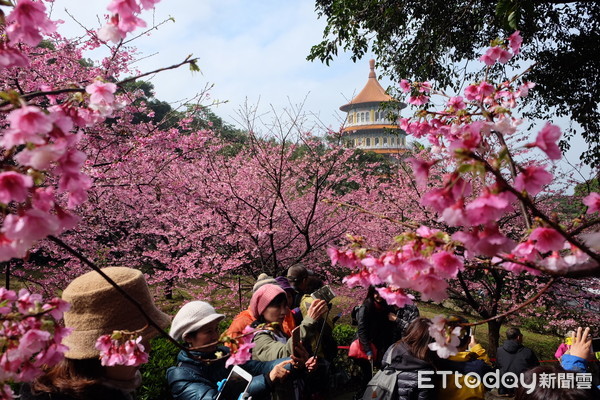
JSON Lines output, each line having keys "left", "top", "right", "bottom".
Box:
{"left": 252, "top": 273, "right": 277, "bottom": 293}
{"left": 170, "top": 301, "right": 225, "bottom": 342}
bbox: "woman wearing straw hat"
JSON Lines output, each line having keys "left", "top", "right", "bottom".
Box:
{"left": 20, "top": 267, "right": 171, "bottom": 400}
{"left": 166, "top": 300, "right": 294, "bottom": 400}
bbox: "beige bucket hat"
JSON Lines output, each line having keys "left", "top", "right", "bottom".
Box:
{"left": 61, "top": 267, "right": 171, "bottom": 359}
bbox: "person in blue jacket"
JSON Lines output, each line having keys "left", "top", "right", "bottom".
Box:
{"left": 166, "top": 301, "right": 294, "bottom": 400}
{"left": 560, "top": 326, "right": 600, "bottom": 390}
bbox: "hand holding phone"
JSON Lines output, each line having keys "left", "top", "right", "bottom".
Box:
{"left": 291, "top": 327, "right": 301, "bottom": 358}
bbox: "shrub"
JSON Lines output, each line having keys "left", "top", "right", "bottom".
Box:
{"left": 138, "top": 336, "right": 179, "bottom": 400}
{"left": 332, "top": 323, "right": 356, "bottom": 346}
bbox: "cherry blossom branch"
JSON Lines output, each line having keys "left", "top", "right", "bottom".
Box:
{"left": 462, "top": 277, "right": 556, "bottom": 327}
{"left": 47, "top": 235, "right": 188, "bottom": 353}
{"left": 469, "top": 152, "right": 600, "bottom": 267}
{"left": 322, "top": 199, "right": 420, "bottom": 229}
{"left": 116, "top": 56, "right": 199, "bottom": 87}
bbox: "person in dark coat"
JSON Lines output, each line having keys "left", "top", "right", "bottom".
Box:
{"left": 356, "top": 286, "right": 395, "bottom": 365}
{"left": 372, "top": 317, "right": 435, "bottom": 400}
{"left": 496, "top": 327, "right": 539, "bottom": 396}
{"left": 354, "top": 285, "right": 396, "bottom": 396}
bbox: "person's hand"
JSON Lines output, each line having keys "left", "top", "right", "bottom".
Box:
{"left": 305, "top": 356, "right": 317, "bottom": 372}
{"left": 306, "top": 299, "right": 328, "bottom": 320}
{"left": 388, "top": 312, "right": 397, "bottom": 322}
{"left": 291, "top": 341, "right": 309, "bottom": 366}
{"left": 569, "top": 327, "right": 592, "bottom": 359}
{"left": 469, "top": 335, "right": 478, "bottom": 349}
{"left": 268, "top": 359, "right": 293, "bottom": 382}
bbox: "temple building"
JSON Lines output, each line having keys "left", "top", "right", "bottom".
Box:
{"left": 340, "top": 59, "right": 406, "bottom": 155}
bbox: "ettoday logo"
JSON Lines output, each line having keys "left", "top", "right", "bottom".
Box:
{"left": 417, "top": 370, "right": 594, "bottom": 394}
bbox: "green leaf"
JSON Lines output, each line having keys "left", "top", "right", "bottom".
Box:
{"left": 189, "top": 60, "right": 200, "bottom": 73}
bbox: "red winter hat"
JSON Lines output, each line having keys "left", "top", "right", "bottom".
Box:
{"left": 250, "top": 284, "right": 285, "bottom": 319}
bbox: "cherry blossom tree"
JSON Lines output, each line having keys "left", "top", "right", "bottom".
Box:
{"left": 329, "top": 31, "right": 600, "bottom": 358}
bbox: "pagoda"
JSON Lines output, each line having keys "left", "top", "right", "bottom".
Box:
{"left": 339, "top": 59, "right": 406, "bottom": 155}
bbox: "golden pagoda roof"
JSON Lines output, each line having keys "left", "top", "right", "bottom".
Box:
{"left": 340, "top": 59, "right": 395, "bottom": 112}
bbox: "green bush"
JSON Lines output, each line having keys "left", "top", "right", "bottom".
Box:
{"left": 333, "top": 324, "right": 356, "bottom": 346}
{"left": 138, "top": 336, "right": 179, "bottom": 400}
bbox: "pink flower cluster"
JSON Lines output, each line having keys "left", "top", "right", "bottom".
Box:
{"left": 428, "top": 315, "right": 463, "bottom": 358}
{"left": 224, "top": 325, "right": 256, "bottom": 367}
{"left": 479, "top": 31, "right": 522, "bottom": 66}
{"left": 0, "top": 288, "right": 71, "bottom": 392}
{"left": 0, "top": 78, "right": 123, "bottom": 261}
{"left": 98, "top": 0, "right": 162, "bottom": 43}
{"left": 330, "top": 226, "right": 464, "bottom": 305}
{"left": 95, "top": 333, "right": 149, "bottom": 367}
{"left": 4, "top": 0, "right": 57, "bottom": 46}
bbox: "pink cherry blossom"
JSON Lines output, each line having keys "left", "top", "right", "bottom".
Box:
{"left": 2, "top": 209, "right": 60, "bottom": 242}
{"left": 465, "top": 191, "right": 513, "bottom": 225}
{"left": 225, "top": 342, "right": 255, "bottom": 367}
{"left": 2, "top": 105, "right": 53, "bottom": 148}
{"left": 85, "top": 80, "right": 118, "bottom": 106}
{"left": 408, "top": 94, "right": 429, "bottom": 105}
{"left": 431, "top": 251, "right": 463, "bottom": 278}
{"left": 342, "top": 268, "right": 382, "bottom": 288}
{"left": 399, "top": 79, "right": 411, "bottom": 93}
{"left": 0, "top": 172, "right": 33, "bottom": 204}
{"left": 529, "top": 227, "right": 565, "bottom": 253}
{"left": 582, "top": 192, "right": 600, "bottom": 214}
{"left": 107, "top": 0, "right": 142, "bottom": 15}
{"left": 15, "top": 141, "right": 68, "bottom": 170}
{"left": 440, "top": 200, "right": 467, "bottom": 227}
{"left": 508, "top": 31, "right": 522, "bottom": 55}
{"left": 327, "top": 247, "right": 362, "bottom": 269}
{"left": 375, "top": 286, "right": 414, "bottom": 308}
{"left": 532, "top": 122, "right": 562, "bottom": 160}
{"left": 464, "top": 84, "right": 479, "bottom": 100}
{"left": 5, "top": 0, "right": 57, "bottom": 46}
{"left": 406, "top": 157, "right": 435, "bottom": 187}
{"left": 514, "top": 166, "right": 553, "bottom": 196}
{"left": 453, "top": 225, "right": 516, "bottom": 258}
{"left": 447, "top": 96, "right": 466, "bottom": 110}
{"left": 413, "top": 272, "right": 449, "bottom": 302}
{"left": 0, "top": 42, "right": 30, "bottom": 68}
{"left": 516, "top": 82, "right": 535, "bottom": 97}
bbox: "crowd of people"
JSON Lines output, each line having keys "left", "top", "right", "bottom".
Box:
{"left": 17, "top": 266, "right": 600, "bottom": 400}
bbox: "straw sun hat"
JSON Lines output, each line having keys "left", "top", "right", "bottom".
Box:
{"left": 61, "top": 267, "right": 171, "bottom": 359}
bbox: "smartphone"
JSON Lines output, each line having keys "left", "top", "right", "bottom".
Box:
{"left": 291, "top": 326, "right": 301, "bottom": 358}
{"left": 311, "top": 285, "right": 336, "bottom": 303}
{"left": 592, "top": 337, "right": 600, "bottom": 353}
{"left": 216, "top": 365, "right": 252, "bottom": 400}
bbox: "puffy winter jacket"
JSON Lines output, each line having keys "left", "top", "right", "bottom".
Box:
{"left": 166, "top": 346, "right": 287, "bottom": 400}
{"left": 434, "top": 344, "right": 493, "bottom": 400}
{"left": 380, "top": 343, "right": 434, "bottom": 400}
{"left": 496, "top": 339, "right": 539, "bottom": 394}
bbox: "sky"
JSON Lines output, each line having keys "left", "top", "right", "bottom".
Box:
{"left": 48, "top": 0, "right": 591, "bottom": 181}
{"left": 49, "top": 0, "right": 375, "bottom": 133}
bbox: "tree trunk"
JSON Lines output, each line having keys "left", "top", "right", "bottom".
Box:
{"left": 487, "top": 319, "right": 502, "bottom": 359}
{"left": 164, "top": 277, "right": 174, "bottom": 300}
{"left": 4, "top": 263, "right": 9, "bottom": 290}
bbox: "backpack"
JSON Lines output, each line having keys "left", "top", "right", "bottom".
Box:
{"left": 361, "top": 349, "right": 399, "bottom": 400}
